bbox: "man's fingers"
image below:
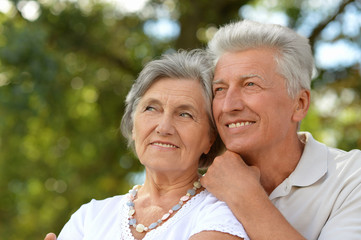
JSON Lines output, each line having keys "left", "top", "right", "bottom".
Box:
{"left": 200, "top": 174, "right": 207, "bottom": 187}
{"left": 223, "top": 150, "right": 247, "bottom": 165}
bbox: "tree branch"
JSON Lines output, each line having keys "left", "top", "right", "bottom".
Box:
{"left": 308, "top": 0, "right": 356, "bottom": 47}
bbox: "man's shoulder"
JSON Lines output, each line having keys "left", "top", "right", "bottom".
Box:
{"left": 327, "top": 145, "right": 361, "bottom": 164}
{"left": 300, "top": 131, "right": 361, "bottom": 180}
{"left": 302, "top": 131, "right": 361, "bottom": 165}
{"left": 329, "top": 148, "right": 361, "bottom": 176}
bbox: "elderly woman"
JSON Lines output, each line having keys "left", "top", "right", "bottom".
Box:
{"left": 46, "top": 50, "right": 249, "bottom": 240}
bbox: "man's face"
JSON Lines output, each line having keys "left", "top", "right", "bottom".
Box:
{"left": 212, "top": 48, "right": 300, "bottom": 157}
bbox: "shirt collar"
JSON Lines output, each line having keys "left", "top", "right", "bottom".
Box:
{"left": 289, "top": 132, "right": 328, "bottom": 187}
{"left": 269, "top": 132, "right": 328, "bottom": 199}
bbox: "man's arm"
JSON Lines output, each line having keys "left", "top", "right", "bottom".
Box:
{"left": 318, "top": 178, "right": 361, "bottom": 239}
{"left": 201, "top": 150, "right": 305, "bottom": 240}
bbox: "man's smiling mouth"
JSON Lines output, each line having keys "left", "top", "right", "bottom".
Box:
{"left": 227, "top": 121, "right": 255, "bottom": 128}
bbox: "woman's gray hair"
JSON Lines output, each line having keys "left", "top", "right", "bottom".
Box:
{"left": 207, "top": 19, "right": 315, "bottom": 98}
{"left": 121, "top": 49, "right": 223, "bottom": 168}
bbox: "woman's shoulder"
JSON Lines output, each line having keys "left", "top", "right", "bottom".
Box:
{"left": 191, "top": 190, "right": 238, "bottom": 219}
{"left": 58, "top": 195, "right": 126, "bottom": 239}
{"left": 196, "top": 190, "right": 229, "bottom": 208}
{"left": 75, "top": 194, "right": 125, "bottom": 218}
{"left": 188, "top": 190, "right": 250, "bottom": 239}
{"left": 87, "top": 195, "right": 125, "bottom": 207}
{"left": 81, "top": 195, "right": 124, "bottom": 212}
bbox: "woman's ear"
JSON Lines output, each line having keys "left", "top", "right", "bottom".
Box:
{"left": 131, "top": 127, "right": 135, "bottom": 140}
{"left": 203, "top": 131, "right": 216, "bottom": 154}
{"left": 292, "top": 89, "right": 310, "bottom": 122}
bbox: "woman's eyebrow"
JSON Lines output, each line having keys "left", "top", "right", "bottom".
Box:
{"left": 141, "top": 97, "right": 161, "bottom": 105}
{"left": 177, "top": 103, "right": 198, "bottom": 112}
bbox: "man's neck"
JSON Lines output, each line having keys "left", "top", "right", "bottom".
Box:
{"left": 243, "top": 134, "right": 305, "bottom": 195}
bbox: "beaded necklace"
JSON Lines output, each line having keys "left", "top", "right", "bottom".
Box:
{"left": 126, "top": 179, "right": 202, "bottom": 233}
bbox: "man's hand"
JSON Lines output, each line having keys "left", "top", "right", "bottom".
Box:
{"left": 44, "top": 233, "right": 57, "bottom": 240}
{"left": 201, "top": 150, "right": 262, "bottom": 203}
{"left": 201, "top": 150, "right": 305, "bottom": 240}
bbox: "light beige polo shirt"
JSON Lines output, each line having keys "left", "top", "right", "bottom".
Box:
{"left": 270, "top": 132, "right": 361, "bottom": 240}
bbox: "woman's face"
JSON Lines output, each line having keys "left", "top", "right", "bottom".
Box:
{"left": 132, "top": 78, "right": 214, "bottom": 174}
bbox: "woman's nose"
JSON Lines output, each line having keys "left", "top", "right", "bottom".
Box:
{"left": 155, "top": 114, "right": 175, "bottom": 136}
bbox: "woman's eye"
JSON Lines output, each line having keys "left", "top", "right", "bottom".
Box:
{"left": 145, "top": 106, "right": 155, "bottom": 111}
{"left": 180, "top": 112, "right": 193, "bottom": 118}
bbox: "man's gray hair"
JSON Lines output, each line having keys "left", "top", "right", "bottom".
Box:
{"left": 208, "top": 19, "right": 315, "bottom": 98}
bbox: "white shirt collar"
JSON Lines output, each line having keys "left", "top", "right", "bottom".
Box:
{"left": 290, "top": 132, "right": 328, "bottom": 186}
{"left": 269, "top": 132, "right": 328, "bottom": 199}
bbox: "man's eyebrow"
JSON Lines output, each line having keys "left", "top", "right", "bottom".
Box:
{"left": 240, "top": 74, "right": 265, "bottom": 81}
{"left": 212, "top": 74, "right": 265, "bottom": 85}
{"left": 212, "top": 79, "right": 225, "bottom": 85}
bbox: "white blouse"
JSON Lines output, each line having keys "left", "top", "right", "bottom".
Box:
{"left": 58, "top": 189, "right": 249, "bottom": 240}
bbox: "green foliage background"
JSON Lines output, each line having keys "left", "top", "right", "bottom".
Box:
{"left": 0, "top": 0, "right": 360, "bottom": 239}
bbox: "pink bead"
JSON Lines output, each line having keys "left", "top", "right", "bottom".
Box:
{"left": 126, "top": 179, "right": 203, "bottom": 233}
{"left": 161, "top": 213, "right": 170, "bottom": 220}
{"left": 180, "top": 195, "right": 190, "bottom": 201}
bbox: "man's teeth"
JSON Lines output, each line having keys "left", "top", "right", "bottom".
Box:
{"left": 228, "top": 122, "right": 253, "bottom": 128}
{"left": 152, "top": 143, "right": 177, "bottom": 148}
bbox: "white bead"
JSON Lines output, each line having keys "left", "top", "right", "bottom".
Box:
{"left": 136, "top": 224, "right": 145, "bottom": 233}
{"left": 127, "top": 179, "right": 201, "bottom": 233}
{"left": 128, "top": 209, "right": 135, "bottom": 216}
{"left": 193, "top": 181, "right": 202, "bottom": 189}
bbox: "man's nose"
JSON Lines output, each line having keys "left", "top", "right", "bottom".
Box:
{"left": 222, "top": 87, "right": 245, "bottom": 113}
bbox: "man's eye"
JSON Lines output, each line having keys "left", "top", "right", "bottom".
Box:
{"left": 214, "top": 87, "right": 224, "bottom": 92}
{"left": 246, "top": 82, "right": 255, "bottom": 86}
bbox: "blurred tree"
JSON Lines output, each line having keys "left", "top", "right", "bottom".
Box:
{"left": 0, "top": 0, "right": 360, "bottom": 239}
{"left": 174, "top": 0, "right": 252, "bottom": 49}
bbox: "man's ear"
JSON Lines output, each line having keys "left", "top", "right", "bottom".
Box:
{"left": 292, "top": 89, "right": 310, "bottom": 122}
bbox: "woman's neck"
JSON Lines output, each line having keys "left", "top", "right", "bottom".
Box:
{"left": 140, "top": 170, "right": 200, "bottom": 199}
{"left": 129, "top": 170, "right": 202, "bottom": 239}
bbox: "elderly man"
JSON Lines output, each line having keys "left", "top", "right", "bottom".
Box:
{"left": 201, "top": 19, "right": 361, "bottom": 240}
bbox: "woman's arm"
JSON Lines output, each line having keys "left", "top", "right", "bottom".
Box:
{"left": 44, "top": 233, "right": 57, "bottom": 240}
{"left": 190, "top": 231, "right": 243, "bottom": 240}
